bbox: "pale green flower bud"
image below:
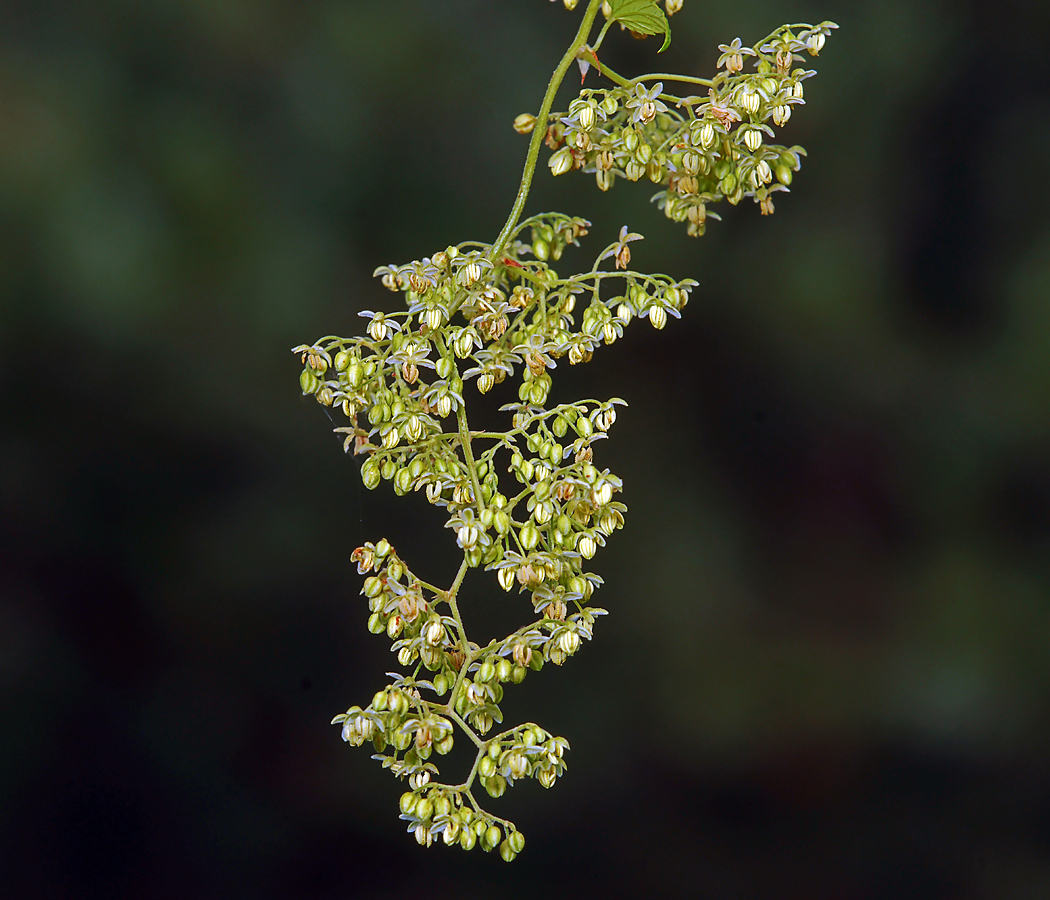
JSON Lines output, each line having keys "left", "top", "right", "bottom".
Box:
{"left": 477, "top": 372, "right": 495, "bottom": 393}
{"left": 483, "top": 823, "right": 502, "bottom": 851}
{"left": 549, "top": 146, "right": 574, "bottom": 177}
{"left": 400, "top": 791, "right": 417, "bottom": 815}
{"left": 649, "top": 305, "right": 667, "bottom": 330}
{"left": 520, "top": 521, "right": 540, "bottom": 550}
{"left": 625, "top": 160, "right": 645, "bottom": 182}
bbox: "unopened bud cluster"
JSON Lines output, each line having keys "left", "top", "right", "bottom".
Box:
{"left": 539, "top": 21, "right": 836, "bottom": 232}
{"left": 297, "top": 3, "right": 833, "bottom": 859}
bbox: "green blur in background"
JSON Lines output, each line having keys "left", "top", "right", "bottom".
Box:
{"left": 3, "top": 1, "right": 1050, "bottom": 897}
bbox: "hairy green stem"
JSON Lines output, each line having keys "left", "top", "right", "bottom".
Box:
{"left": 456, "top": 404, "right": 486, "bottom": 516}
{"left": 489, "top": 0, "right": 603, "bottom": 261}
{"left": 444, "top": 558, "right": 471, "bottom": 655}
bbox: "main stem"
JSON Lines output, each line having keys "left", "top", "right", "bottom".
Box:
{"left": 489, "top": 0, "right": 603, "bottom": 261}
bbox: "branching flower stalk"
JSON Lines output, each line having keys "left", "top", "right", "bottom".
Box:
{"left": 295, "top": 0, "right": 836, "bottom": 861}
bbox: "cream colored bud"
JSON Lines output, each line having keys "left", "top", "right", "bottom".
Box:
{"left": 743, "top": 127, "right": 762, "bottom": 152}
{"left": 457, "top": 523, "right": 479, "bottom": 549}
{"left": 382, "top": 427, "right": 400, "bottom": 449}
{"left": 578, "top": 104, "right": 597, "bottom": 131}
{"left": 616, "top": 302, "right": 633, "bottom": 322}
{"left": 424, "top": 308, "right": 444, "bottom": 331}
{"left": 512, "top": 643, "right": 533, "bottom": 667}
{"left": 513, "top": 113, "right": 536, "bottom": 134}
{"left": 506, "top": 752, "right": 529, "bottom": 780}
{"left": 410, "top": 770, "right": 431, "bottom": 789}
{"left": 772, "top": 104, "right": 791, "bottom": 126}
{"left": 665, "top": 0, "right": 683, "bottom": 14}
{"left": 698, "top": 121, "right": 716, "bottom": 149}
{"left": 739, "top": 88, "right": 761, "bottom": 115}
{"left": 435, "top": 394, "right": 452, "bottom": 418}
{"left": 754, "top": 159, "right": 773, "bottom": 185}
{"left": 464, "top": 261, "right": 482, "bottom": 284}
{"left": 558, "top": 630, "right": 581, "bottom": 655}
{"left": 649, "top": 305, "right": 667, "bottom": 330}
{"left": 593, "top": 481, "right": 614, "bottom": 506}
{"left": 806, "top": 32, "right": 826, "bottom": 55}
{"left": 624, "top": 160, "right": 645, "bottom": 182}
{"left": 792, "top": 80, "right": 804, "bottom": 100}
{"left": 425, "top": 621, "right": 445, "bottom": 646}
{"left": 397, "top": 645, "right": 414, "bottom": 666}
{"left": 577, "top": 534, "right": 597, "bottom": 558}
{"left": 534, "top": 501, "right": 553, "bottom": 525}
{"left": 497, "top": 566, "right": 515, "bottom": 592}
{"left": 477, "top": 372, "right": 495, "bottom": 393}
{"left": 563, "top": 0, "right": 579, "bottom": 8}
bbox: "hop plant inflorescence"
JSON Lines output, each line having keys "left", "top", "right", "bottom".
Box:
{"left": 295, "top": 1, "right": 834, "bottom": 858}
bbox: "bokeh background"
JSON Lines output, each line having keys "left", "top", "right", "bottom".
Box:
{"left": 3, "top": 0, "right": 1050, "bottom": 897}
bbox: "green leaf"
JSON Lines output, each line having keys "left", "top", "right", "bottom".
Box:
{"left": 608, "top": 0, "right": 671, "bottom": 52}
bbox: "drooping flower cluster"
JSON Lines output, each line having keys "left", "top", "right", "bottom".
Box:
{"left": 298, "top": 7, "right": 833, "bottom": 859}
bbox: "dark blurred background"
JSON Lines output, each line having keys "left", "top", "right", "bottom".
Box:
{"left": 3, "top": 0, "right": 1050, "bottom": 897}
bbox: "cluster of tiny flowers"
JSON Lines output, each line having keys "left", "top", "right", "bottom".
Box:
{"left": 535, "top": 21, "right": 836, "bottom": 232}
{"left": 298, "top": 6, "right": 834, "bottom": 857}
{"left": 296, "top": 212, "right": 699, "bottom": 851}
